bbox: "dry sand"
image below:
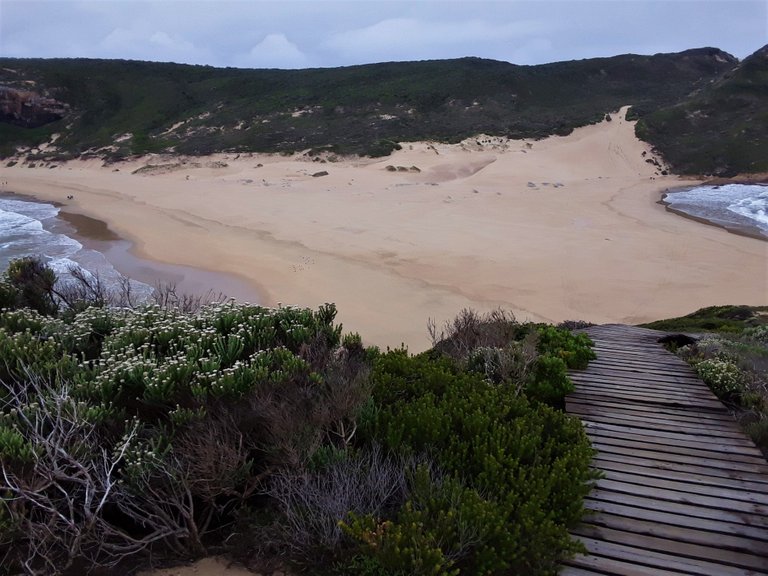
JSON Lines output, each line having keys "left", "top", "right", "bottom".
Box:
{"left": 135, "top": 557, "right": 265, "bottom": 576}
{"left": 3, "top": 108, "right": 766, "bottom": 350}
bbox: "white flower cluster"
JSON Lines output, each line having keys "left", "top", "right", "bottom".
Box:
{"left": 696, "top": 358, "right": 744, "bottom": 397}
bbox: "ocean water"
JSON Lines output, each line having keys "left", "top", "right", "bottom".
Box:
{"left": 0, "top": 194, "right": 154, "bottom": 301}
{"left": 663, "top": 183, "right": 768, "bottom": 239}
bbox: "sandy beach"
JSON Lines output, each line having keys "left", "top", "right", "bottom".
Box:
{"left": 3, "top": 108, "right": 766, "bottom": 350}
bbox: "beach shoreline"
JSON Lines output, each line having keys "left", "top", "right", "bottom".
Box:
{"left": 658, "top": 185, "right": 768, "bottom": 242}
{"left": 1, "top": 190, "right": 265, "bottom": 305}
{"left": 3, "top": 109, "right": 766, "bottom": 350}
{"left": 56, "top": 210, "right": 266, "bottom": 304}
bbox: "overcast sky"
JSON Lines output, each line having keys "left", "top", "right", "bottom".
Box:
{"left": 1, "top": 1, "right": 766, "bottom": 69}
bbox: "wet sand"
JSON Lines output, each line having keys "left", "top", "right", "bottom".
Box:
{"left": 56, "top": 210, "right": 265, "bottom": 304}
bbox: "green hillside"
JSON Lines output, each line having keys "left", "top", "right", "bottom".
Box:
{"left": 0, "top": 48, "right": 737, "bottom": 161}
{"left": 637, "top": 45, "right": 768, "bottom": 176}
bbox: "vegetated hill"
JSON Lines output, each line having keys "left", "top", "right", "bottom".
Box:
{"left": 0, "top": 48, "right": 737, "bottom": 160}
{"left": 640, "top": 304, "right": 768, "bottom": 333}
{"left": 637, "top": 44, "right": 768, "bottom": 176}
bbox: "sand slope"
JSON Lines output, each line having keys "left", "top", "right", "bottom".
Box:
{"left": 4, "top": 108, "right": 766, "bottom": 350}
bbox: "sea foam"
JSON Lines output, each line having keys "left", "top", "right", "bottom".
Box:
{"left": 0, "top": 195, "right": 153, "bottom": 300}
{"left": 663, "top": 183, "right": 768, "bottom": 238}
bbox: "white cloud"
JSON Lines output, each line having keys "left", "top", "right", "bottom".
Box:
{"left": 236, "top": 33, "right": 309, "bottom": 69}
{"left": 99, "top": 26, "right": 208, "bottom": 64}
{"left": 322, "top": 17, "right": 555, "bottom": 63}
{"left": 149, "top": 31, "right": 195, "bottom": 53}
{"left": 508, "top": 38, "right": 555, "bottom": 65}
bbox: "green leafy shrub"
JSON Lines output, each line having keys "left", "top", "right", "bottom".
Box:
{"left": 332, "top": 553, "right": 408, "bottom": 576}
{"left": 0, "top": 298, "right": 370, "bottom": 572}
{"left": 5, "top": 257, "right": 58, "bottom": 316}
{"left": 343, "top": 507, "right": 458, "bottom": 576}
{"left": 744, "top": 417, "right": 768, "bottom": 448}
{"left": 536, "top": 325, "right": 596, "bottom": 370}
{"left": 356, "top": 351, "right": 595, "bottom": 575}
{"left": 743, "top": 325, "right": 768, "bottom": 345}
{"left": 0, "top": 289, "right": 597, "bottom": 572}
{"left": 527, "top": 354, "right": 572, "bottom": 405}
{"left": 673, "top": 325, "right": 768, "bottom": 456}
{"left": 428, "top": 310, "right": 595, "bottom": 406}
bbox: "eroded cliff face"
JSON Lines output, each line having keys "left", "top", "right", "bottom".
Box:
{"left": 0, "top": 86, "right": 69, "bottom": 128}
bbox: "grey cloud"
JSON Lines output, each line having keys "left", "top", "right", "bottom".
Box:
{"left": 321, "top": 17, "right": 558, "bottom": 64}
{"left": 0, "top": 1, "right": 765, "bottom": 69}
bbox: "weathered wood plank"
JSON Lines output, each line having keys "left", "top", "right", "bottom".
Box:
{"left": 591, "top": 456, "right": 768, "bottom": 492}
{"left": 588, "top": 488, "right": 768, "bottom": 527}
{"left": 570, "top": 410, "right": 747, "bottom": 440}
{"left": 582, "top": 420, "right": 760, "bottom": 451}
{"left": 567, "top": 396, "right": 737, "bottom": 423}
{"left": 588, "top": 359, "right": 697, "bottom": 374}
{"left": 598, "top": 468, "right": 768, "bottom": 506}
{"left": 575, "top": 365, "right": 701, "bottom": 382}
{"left": 584, "top": 498, "right": 768, "bottom": 541}
{"left": 594, "top": 478, "right": 768, "bottom": 516}
{"left": 574, "top": 536, "right": 761, "bottom": 575}
{"left": 570, "top": 374, "right": 717, "bottom": 395}
{"left": 570, "top": 384, "right": 726, "bottom": 409}
{"left": 573, "top": 525, "right": 768, "bottom": 571}
{"left": 563, "top": 553, "right": 693, "bottom": 576}
{"left": 590, "top": 450, "right": 768, "bottom": 486}
{"left": 586, "top": 428, "right": 768, "bottom": 463}
{"left": 589, "top": 439, "right": 768, "bottom": 474}
{"left": 568, "top": 398, "right": 738, "bottom": 426}
{"left": 582, "top": 513, "right": 768, "bottom": 556}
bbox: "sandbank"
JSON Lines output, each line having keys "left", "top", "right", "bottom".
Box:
{"left": 3, "top": 108, "right": 766, "bottom": 350}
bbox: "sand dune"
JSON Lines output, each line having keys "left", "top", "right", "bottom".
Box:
{"left": 4, "top": 107, "right": 766, "bottom": 350}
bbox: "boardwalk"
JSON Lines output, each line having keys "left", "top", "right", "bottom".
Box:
{"left": 563, "top": 324, "right": 768, "bottom": 576}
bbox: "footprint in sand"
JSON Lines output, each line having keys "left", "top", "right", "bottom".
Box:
{"left": 291, "top": 255, "right": 316, "bottom": 272}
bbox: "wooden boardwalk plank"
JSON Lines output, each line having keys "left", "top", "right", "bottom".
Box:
{"left": 563, "top": 325, "right": 768, "bottom": 575}
{"left": 573, "top": 536, "right": 762, "bottom": 575}
{"left": 591, "top": 456, "right": 768, "bottom": 491}
{"left": 563, "top": 553, "right": 693, "bottom": 576}
{"left": 582, "top": 420, "right": 761, "bottom": 452}
{"left": 584, "top": 498, "right": 768, "bottom": 541}
{"left": 573, "top": 525, "right": 768, "bottom": 571}
{"left": 587, "top": 429, "right": 768, "bottom": 465}
{"left": 589, "top": 449, "right": 768, "bottom": 485}
{"left": 570, "top": 374, "right": 719, "bottom": 395}
{"left": 569, "top": 396, "right": 739, "bottom": 423}
{"left": 588, "top": 488, "right": 768, "bottom": 528}
{"left": 573, "top": 536, "right": 766, "bottom": 575}
{"left": 572, "top": 410, "right": 749, "bottom": 440}
{"left": 581, "top": 513, "right": 768, "bottom": 556}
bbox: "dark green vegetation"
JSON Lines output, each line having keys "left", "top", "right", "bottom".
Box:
{"left": 637, "top": 45, "right": 768, "bottom": 176}
{"left": 0, "top": 259, "right": 596, "bottom": 575}
{"left": 0, "top": 48, "right": 740, "bottom": 163}
{"left": 643, "top": 305, "right": 768, "bottom": 455}
{"left": 640, "top": 304, "right": 768, "bottom": 333}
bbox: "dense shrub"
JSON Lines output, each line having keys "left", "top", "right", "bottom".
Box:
{"left": 0, "top": 300, "right": 372, "bottom": 573}
{"left": 429, "top": 309, "right": 595, "bottom": 406}
{"left": 4, "top": 257, "right": 58, "bottom": 315}
{"left": 350, "top": 351, "right": 596, "bottom": 575}
{"left": 0, "top": 270, "right": 597, "bottom": 574}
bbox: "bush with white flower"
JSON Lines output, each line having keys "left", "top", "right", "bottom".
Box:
{"left": 695, "top": 357, "right": 745, "bottom": 400}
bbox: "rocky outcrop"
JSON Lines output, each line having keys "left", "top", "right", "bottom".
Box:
{"left": 0, "top": 86, "right": 69, "bottom": 128}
